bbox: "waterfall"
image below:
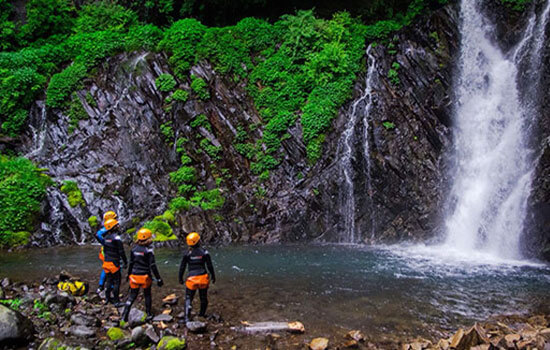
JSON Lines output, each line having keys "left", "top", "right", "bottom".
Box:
{"left": 444, "top": 0, "right": 550, "bottom": 259}
{"left": 338, "top": 45, "right": 377, "bottom": 243}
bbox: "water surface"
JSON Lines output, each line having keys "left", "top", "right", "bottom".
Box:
{"left": 1, "top": 244, "right": 549, "bottom": 339}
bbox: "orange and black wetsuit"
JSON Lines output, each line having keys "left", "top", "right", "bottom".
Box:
{"left": 179, "top": 245, "right": 216, "bottom": 321}
{"left": 101, "top": 228, "right": 127, "bottom": 305}
{"left": 121, "top": 245, "right": 163, "bottom": 321}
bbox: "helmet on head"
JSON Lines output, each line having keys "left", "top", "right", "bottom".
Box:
{"left": 103, "top": 211, "right": 117, "bottom": 221}
{"left": 137, "top": 228, "right": 152, "bottom": 241}
{"left": 186, "top": 232, "right": 200, "bottom": 246}
{"left": 104, "top": 219, "right": 119, "bottom": 231}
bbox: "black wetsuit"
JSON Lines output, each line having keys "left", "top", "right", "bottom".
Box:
{"left": 101, "top": 228, "right": 127, "bottom": 304}
{"left": 179, "top": 246, "right": 216, "bottom": 319}
{"left": 122, "top": 245, "right": 162, "bottom": 320}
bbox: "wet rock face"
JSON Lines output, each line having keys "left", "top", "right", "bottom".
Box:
{"left": 16, "top": 1, "right": 548, "bottom": 251}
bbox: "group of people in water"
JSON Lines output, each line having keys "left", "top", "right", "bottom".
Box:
{"left": 95, "top": 211, "right": 216, "bottom": 324}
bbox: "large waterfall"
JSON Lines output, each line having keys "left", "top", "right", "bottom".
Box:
{"left": 444, "top": 0, "right": 549, "bottom": 259}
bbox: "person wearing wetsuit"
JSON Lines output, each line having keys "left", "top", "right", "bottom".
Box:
{"left": 121, "top": 228, "right": 163, "bottom": 322}
{"left": 178, "top": 232, "right": 216, "bottom": 323}
{"left": 101, "top": 218, "right": 127, "bottom": 306}
{"left": 96, "top": 211, "right": 117, "bottom": 294}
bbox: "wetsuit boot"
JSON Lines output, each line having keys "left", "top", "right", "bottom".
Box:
{"left": 184, "top": 288, "right": 195, "bottom": 323}
{"left": 144, "top": 287, "right": 154, "bottom": 321}
{"left": 198, "top": 288, "right": 208, "bottom": 317}
{"left": 121, "top": 288, "right": 139, "bottom": 322}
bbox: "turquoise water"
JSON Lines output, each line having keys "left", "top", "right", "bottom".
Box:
{"left": 1, "top": 244, "right": 549, "bottom": 338}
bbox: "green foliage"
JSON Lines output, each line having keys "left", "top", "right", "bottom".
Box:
{"left": 75, "top": 1, "right": 138, "bottom": 33}
{"left": 125, "top": 24, "right": 164, "bottom": 52}
{"left": 0, "top": 298, "right": 22, "bottom": 310}
{"left": 156, "top": 73, "right": 177, "bottom": 92}
{"left": 88, "top": 215, "right": 99, "bottom": 228}
{"left": 383, "top": 121, "right": 396, "bottom": 129}
{"left": 199, "top": 138, "right": 222, "bottom": 161}
{"left": 158, "top": 19, "right": 206, "bottom": 78}
{"left": 67, "top": 93, "right": 88, "bottom": 133}
{"left": 46, "top": 63, "right": 87, "bottom": 108}
{"left": 190, "top": 114, "right": 212, "bottom": 131}
{"left": 500, "top": 0, "right": 531, "bottom": 10}
{"left": 20, "top": 0, "right": 75, "bottom": 42}
{"left": 60, "top": 180, "right": 85, "bottom": 207}
{"left": 388, "top": 62, "right": 401, "bottom": 85}
{"left": 170, "top": 166, "right": 197, "bottom": 187}
{"left": 190, "top": 189, "right": 225, "bottom": 210}
{"left": 144, "top": 217, "right": 177, "bottom": 241}
{"left": 0, "top": 156, "right": 51, "bottom": 247}
{"left": 190, "top": 75, "right": 210, "bottom": 100}
{"left": 160, "top": 122, "right": 174, "bottom": 142}
{"left": 171, "top": 89, "right": 189, "bottom": 102}
{"left": 0, "top": 0, "right": 16, "bottom": 51}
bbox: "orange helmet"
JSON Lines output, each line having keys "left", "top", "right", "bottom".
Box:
{"left": 186, "top": 232, "right": 200, "bottom": 246}
{"left": 104, "top": 219, "right": 119, "bottom": 231}
{"left": 137, "top": 228, "right": 152, "bottom": 241}
{"left": 103, "top": 211, "right": 117, "bottom": 221}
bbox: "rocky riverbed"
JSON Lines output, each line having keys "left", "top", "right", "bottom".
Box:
{"left": 0, "top": 275, "right": 549, "bottom": 350}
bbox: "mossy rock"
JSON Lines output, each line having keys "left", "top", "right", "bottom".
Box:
{"left": 107, "top": 326, "right": 126, "bottom": 341}
{"left": 157, "top": 335, "right": 186, "bottom": 350}
{"left": 38, "top": 337, "right": 61, "bottom": 350}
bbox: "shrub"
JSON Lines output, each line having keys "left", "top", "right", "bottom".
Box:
{"left": 124, "top": 24, "right": 163, "bottom": 52}
{"left": 155, "top": 73, "right": 177, "bottom": 92}
{"left": 190, "top": 189, "right": 225, "bottom": 210}
{"left": 190, "top": 75, "right": 210, "bottom": 100}
{"left": 171, "top": 89, "right": 189, "bottom": 102}
{"left": 143, "top": 218, "right": 176, "bottom": 241}
{"left": 0, "top": 68, "right": 46, "bottom": 128}
{"left": 169, "top": 166, "right": 197, "bottom": 185}
{"left": 20, "top": 0, "right": 75, "bottom": 42}
{"left": 0, "top": 156, "right": 52, "bottom": 247}
{"left": 158, "top": 19, "right": 206, "bottom": 78}
{"left": 74, "top": 1, "right": 138, "bottom": 34}
{"left": 190, "top": 114, "right": 211, "bottom": 131}
{"left": 88, "top": 215, "right": 98, "bottom": 228}
{"left": 46, "top": 63, "right": 87, "bottom": 108}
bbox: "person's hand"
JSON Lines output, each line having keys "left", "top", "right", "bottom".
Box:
{"left": 211, "top": 277, "right": 216, "bottom": 284}
{"left": 157, "top": 279, "right": 164, "bottom": 287}
{"left": 179, "top": 279, "right": 184, "bottom": 285}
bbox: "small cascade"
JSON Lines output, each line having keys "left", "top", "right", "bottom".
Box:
{"left": 444, "top": 0, "right": 550, "bottom": 259}
{"left": 337, "top": 45, "right": 377, "bottom": 243}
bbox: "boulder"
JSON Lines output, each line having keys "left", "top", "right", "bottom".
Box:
{"left": 153, "top": 314, "right": 174, "bottom": 322}
{"left": 118, "top": 307, "right": 146, "bottom": 327}
{"left": 70, "top": 313, "right": 98, "bottom": 327}
{"left": 69, "top": 325, "right": 95, "bottom": 338}
{"left": 186, "top": 321, "right": 207, "bottom": 333}
{"left": 131, "top": 324, "right": 159, "bottom": 346}
{"left": 0, "top": 304, "right": 34, "bottom": 345}
{"left": 157, "top": 335, "right": 186, "bottom": 350}
{"left": 309, "top": 337, "right": 329, "bottom": 350}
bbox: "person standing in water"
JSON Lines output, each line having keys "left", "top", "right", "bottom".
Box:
{"left": 179, "top": 232, "right": 216, "bottom": 323}
{"left": 96, "top": 211, "right": 117, "bottom": 294}
{"left": 121, "top": 228, "right": 163, "bottom": 322}
{"left": 101, "top": 218, "right": 127, "bottom": 307}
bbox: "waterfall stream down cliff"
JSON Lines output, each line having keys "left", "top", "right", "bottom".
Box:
{"left": 444, "top": 0, "right": 550, "bottom": 259}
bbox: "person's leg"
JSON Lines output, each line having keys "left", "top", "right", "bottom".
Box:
{"left": 98, "top": 270, "right": 106, "bottom": 292}
{"left": 184, "top": 288, "right": 196, "bottom": 322}
{"left": 198, "top": 288, "right": 208, "bottom": 317}
{"left": 104, "top": 273, "right": 113, "bottom": 304}
{"left": 144, "top": 287, "right": 153, "bottom": 320}
{"left": 111, "top": 270, "right": 122, "bottom": 305}
{"left": 121, "top": 287, "right": 139, "bottom": 321}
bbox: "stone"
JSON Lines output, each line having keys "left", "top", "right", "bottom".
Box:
{"left": 343, "top": 339, "right": 359, "bottom": 348}
{"left": 145, "top": 324, "right": 160, "bottom": 343}
{"left": 0, "top": 304, "right": 34, "bottom": 345}
{"left": 176, "top": 312, "right": 187, "bottom": 319}
{"left": 450, "top": 328, "right": 465, "bottom": 348}
{"left": 504, "top": 333, "right": 521, "bottom": 348}
{"left": 1, "top": 278, "right": 10, "bottom": 288}
{"left": 107, "top": 326, "right": 125, "bottom": 341}
{"left": 162, "top": 293, "right": 179, "bottom": 305}
{"left": 157, "top": 335, "right": 186, "bottom": 350}
{"left": 153, "top": 314, "right": 174, "bottom": 322}
{"left": 45, "top": 292, "right": 74, "bottom": 308}
{"left": 346, "top": 330, "right": 364, "bottom": 342}
{"left": 70, "top": 313, "right": 98, "bottom": 327}
{"left": 539, "top": 328, "right": 550, "bottom": 340}
{"left": 119, "top": 307, "right": 146, "bottom": 327}
{"left": 162, "top": 309, "right": 172, "bottom": 315}
{"left": 38, "top": 337, "right": 63, "bottom": 350}
{"left": 69, "top": 325, "right": 95, "bottom": 338}
{"left": 0, "top": 287, "right": 3, "bottom": 299}
{"left": 437, "top": 338, "right": 450, "bottom": 350}
{"left": 309, "top": 337, "right": 329, "bottom": 350}
{"left": 186, "top": 321, "right": 207, "bottom": 333}
{"left": 131, "top": 326, "right": 148, "bottom": 346}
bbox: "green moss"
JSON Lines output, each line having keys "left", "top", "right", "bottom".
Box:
{"left": 387, "top": 62, "right": 401, "bottom": 86}
{"left": 500, "top": 0, "right": 531, "bottom": 11}
{"left": 60, "top": 180, "right": 85, "bottom": 207}
{"left": 158, "top": 336, "right": 186, "bottom": 350}
{"left": 88, "top": 215, "right": 98, "bottom": 228}
{"left": 5, "top": 231, "right": 30, "bottom": 247}
{"left": 107, "top": 327, "right": 125, "bottom": 341}
{"left": 160, "top": 121, "right": 174, "bottom": 143}
{"left": 190, "top": 114, "right": 212, "bottom": 131}
{"left": 126, "top": 227, "right": 136, "bottom": 235}
{"left": 382, "top": 121, "right": 396, "bottom": 130}
{"left": 67, "top": 93, "right": 88, "bottom": 134}
{"left": 171, "top": 89, "right": 188, "bottom": 102}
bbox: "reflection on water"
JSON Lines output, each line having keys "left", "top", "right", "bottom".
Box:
{"left": 0, "top": 244, "right": 549, "bottom": 338}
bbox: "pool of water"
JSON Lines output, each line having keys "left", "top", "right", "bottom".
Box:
{"left": 1, "top": 244, "right": 549, "bottom": 339}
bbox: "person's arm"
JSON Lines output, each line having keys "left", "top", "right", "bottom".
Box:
{"left": 147, "top": 249, "right": 162, "bottom": 281}
{"left": 178, "top": 254, "right": 188, "bottom": 284}
{"left": 205, "top": 252, "right": 216, "bottom": 283}
{"left": 95, "top": 228, "right": 106, "bottom": 244}
{"left": 116, "top": 237, "right": 127, "bottom": 266}
{"left": 127, "top": 249, "right": 134, "bottom": 279}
